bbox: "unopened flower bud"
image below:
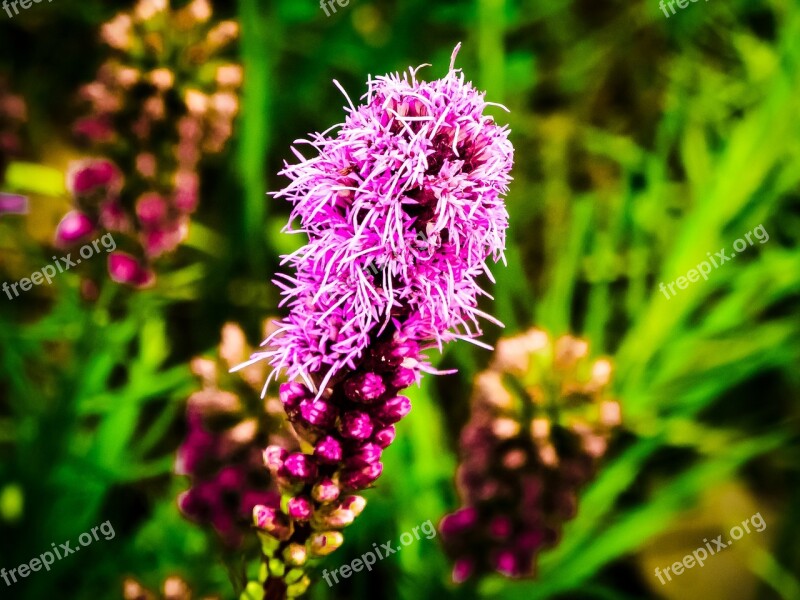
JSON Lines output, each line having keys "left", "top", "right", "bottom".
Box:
{"left": 253, "top": 505, "right": 292, "bottom": 541}
{"left": 287, "top": 496, "right": 313, "bottom": 521}
{"left": 390, "top": 367, "right": 417, "bottom": 388}
{"left": 314, "top": 436, "right": 343, "bottom": 463}
{"left": 55, "top": 211, "right": 95, "bottom": 245}
{"left": 345, "top": 443, "right": 382, "bottom": 468}
{"left": 283, "top": 453, "right": 317, "bottom": 482}
{"left": 340, "top": 462, "right": 383, "bottom": 489}
{"left": 280, "top": 382, "right": 310, "bottom": 409}
{"left": 339, "top": 411, "right": 374, "bottom": 440}
{"left": 344, "top": 372, "right": 385, "bottom": 403}
{"left": 373, "top": 426, "right": 396, "bottom": 448}
{"left": 312, "top": 478, "right": 340, "bottom": 503}
{"left": 299, "top": 398, "right": 337, "bottom": 428}
{"left": 263, "top": 445, "right": 287, "bottom": 474}
{"left": 338, "top": 495, "right": 367, "bottom": 517}
{"left": 375, "top": 396, "right": 412, "bottom": 424}
{"left": 307, "top": 531, "right": 343, "bottom": 557}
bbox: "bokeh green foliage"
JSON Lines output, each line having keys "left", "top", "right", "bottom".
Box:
{"left": 1, "top": 0, "right": 799, "bottom": 599}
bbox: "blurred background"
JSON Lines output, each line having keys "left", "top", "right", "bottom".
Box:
{"left": 1, "top": 0, "right": 799, "bottom": 599}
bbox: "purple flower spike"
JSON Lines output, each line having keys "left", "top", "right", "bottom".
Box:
{"left": 283, "top": 453, "right": 317, "bottom": 482}
{"left": 287, "top": 496, "right": 313, "bottom": 521}
{"left": 55, "top": 210, "right": 95, "bottom": 244}
{"left": 339, "top": 411, "right": 374, "bottom": 440}
{"left": 314, "top": 435, "right": 343, "bottom": 464}
{"left": 248, "top": 43, "right": 513, "bottom": 388}
{"left": 244, "top": 46, "right": 513, "bottom": 591}
{"left": 375, "top": 396, "right": 412, "bottom": 424}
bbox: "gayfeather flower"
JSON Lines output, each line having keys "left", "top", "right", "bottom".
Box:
{"left": 243, "top": 43, "right": 513, "bottom": 392}
{"left": 177, "top": 321, "right": 293, "bottom": 547}
{"left": 56, "top": 0, "right": 241, "bottom": 288}
{"left": 439, "top": 329, "right": 622, "bottom": 582}
{"left": 241, "top": 45, "right": 513, "bottom": 599}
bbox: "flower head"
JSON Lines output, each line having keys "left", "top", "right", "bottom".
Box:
{"left": 247, "top": 44, "right": 513, "bottom": 390}
{"left": 440, "top": 329, "right": 621, "bottom": 582}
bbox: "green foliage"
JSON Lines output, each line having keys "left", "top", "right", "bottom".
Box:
{"left": 2, "top": 0, "right": 799, "bottom": 599}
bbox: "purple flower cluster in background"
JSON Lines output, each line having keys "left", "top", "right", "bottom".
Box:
{"left": 55, "top": 0, "right": 241, "bottom": 288}
{"left": 439, "top": 329, "right": 622, "bottom": 582}
{"left": 177, "top": 322, "right": 292, "bottom": 547}
{"left": 243, "top": 45, "right": 513, "bottom": 598}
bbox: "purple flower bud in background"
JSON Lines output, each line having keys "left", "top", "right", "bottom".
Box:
{"left": 108, "top": 252, "right": 154, "bottom": 287}
{"left": 375, "top": 396, "right": 412, "bottom": 424}
{"left": 372, "top": 426, "right": 396, "bottom": 449}
{"left": 345, "top": 443, "right": 382, "bottom": 469}
{"left": 55, "top": 210, "right": 95, "bottom": 245}
{"left": 489, "top": 516, "right": 513, "bottom": 539}
{"left": 439, "top": 507, "right": 478, "bottom": 538}
{"left": 492, "top": 550, "right": 520, "bottom": 577}
{"left": 308, "top": 531, "right": 344, "bottom": 557}
{"left": 311, "top": 478, "right": 340, "bottom": 503}
{"left": 68, "top": 158, "right": 119, "bottom": 196}
{"left": 135, "top": 193, "right": 168, "bottom": 227}
{"left": 299, "top": 398, "right": 337, "bottom": 428}
{"left": 314, "top": 435, "right": 343, "bottom": 464}
{"left": 452, "top": 559, "right": 475, "bottom": 584}
{"left": 344, "top": 372, "right": 385, "bottom": 403}
{"left": 340, "top": 463, "right": 383, "bottom": 489}
{"left": 339, "top": 411, "right": 374, "bottom": 440}
{"left": 283, "top": 453, "right": 318, "bottom": 482}
{"left": 287, "top": 496, "right": 313, "bottom": 521}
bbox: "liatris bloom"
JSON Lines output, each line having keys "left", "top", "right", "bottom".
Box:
{"left": 439, "top": 329, "right": 622, "bottom": 582}
{"left": 57, "top": 0, "right": 241, "bottom": 287}
{"left": 239, "top": 45, "right": 513, "bottom": 599}
{"left": 123, "top": 575, "right": 220, "bottom": 600}
{"left": 177, "top": 322, "right": 294, "bottom": 547}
